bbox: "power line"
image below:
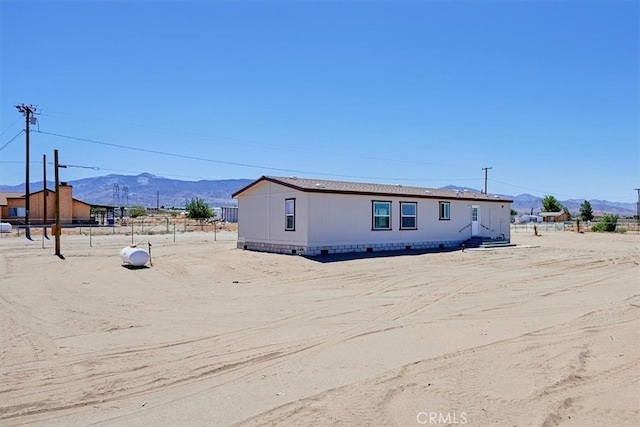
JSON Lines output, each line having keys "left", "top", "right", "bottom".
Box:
{"left": 0, "top": 130, "right": 25, "bottom": 152}
{"left": 0, "top": 117, "right": 22, "bottom": 138}
{"left": 35, "top": 129, "right": 480, "bottom": 184}
{"left": 39, "top": 109, "right": 463, "bottom": 169}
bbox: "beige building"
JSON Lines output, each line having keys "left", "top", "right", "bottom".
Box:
{"left": 233, "top": 176, "right": 513, "bottom": 256}
{"left": 0, "top": 183, "right": 91, "bottom": 225}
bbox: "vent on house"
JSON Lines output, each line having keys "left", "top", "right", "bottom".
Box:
{"left": 366, "top": 247, "right": 373, "bottom": 253}
{"left": 321, "top": 249, "right": 329, "bottom": 255}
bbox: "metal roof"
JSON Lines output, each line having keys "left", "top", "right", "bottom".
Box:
{"left": 233, "top": 176, "right": 513, "bottom": 202}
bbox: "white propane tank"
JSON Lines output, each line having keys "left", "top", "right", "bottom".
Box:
{"left": 0, "top": 223, "right": 11, "bottom": 233}
{"left": 120, "top": 245, "right": 149, "bottom": 267}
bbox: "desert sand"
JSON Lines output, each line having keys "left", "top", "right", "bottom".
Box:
{"left": 1, "top": 228, "right": 639, "bottom": 426}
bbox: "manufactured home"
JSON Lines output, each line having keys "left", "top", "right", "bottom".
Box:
{"left": 232, "top": 176, "right": 513, "bottom": 256}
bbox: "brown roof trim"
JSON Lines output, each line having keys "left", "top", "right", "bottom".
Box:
{"left": 232, "top": 176, "right": 513, "bottom": 203}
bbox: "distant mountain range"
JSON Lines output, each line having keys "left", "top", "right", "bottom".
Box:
{"left": 440, "top": 186, "right": 637, "bottom": 217}
{"left": 0, "top": 173, "right": 637, "bottom": 216}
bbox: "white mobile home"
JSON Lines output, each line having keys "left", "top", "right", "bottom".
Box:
{"left": 232, "top": 176, "right": 513, "bottom": 256}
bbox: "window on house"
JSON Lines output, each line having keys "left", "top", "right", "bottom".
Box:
{"left": 372, "top": 201, "right": 391, "bottom": 230}
{"left": 400, "top": 202, "right": 417, "bottom": 229}
{"left": 285, "top": 198, "right": 295, "bottom": 230}
{"left": 439, "top": 201, "right": 450, "bottom": 220}
{"left": 9, "top": 207, "right": 25, "bottom": 217}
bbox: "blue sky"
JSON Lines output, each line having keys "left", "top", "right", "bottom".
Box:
{"left": 1, "top": 0, "right": 638, "bottom": 202}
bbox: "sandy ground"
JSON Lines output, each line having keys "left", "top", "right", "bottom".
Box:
{"left": 0, "top": 229, "right": 638, "bottom": 426}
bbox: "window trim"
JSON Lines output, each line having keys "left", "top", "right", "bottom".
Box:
{"left": 439, "top": 201, "right": 451, "bottom": 221}
{"left": 372, "top": 200, "right": 392, "bottom": 230}
{"left": 285, "top": 198, "right": 295, "bottom": 231}
{"left": 399, "top": 201, "right": 418, "bottom": 230}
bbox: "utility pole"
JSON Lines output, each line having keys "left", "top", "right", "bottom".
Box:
{"left": 54, "top": 149, "right": 66, "bottom": 259}
{"left": 15, "top": 104, "right": 37, "bottom": 239}
{"left": 635, "top": 188, "right": 640, "bottom": 226}
{"left": 482, "top": 166, "right": 492, "bottom": 194}
{"left": 43, "top": 154, "right": 50, "bottom": 240}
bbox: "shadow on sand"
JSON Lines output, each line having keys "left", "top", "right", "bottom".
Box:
{"left": 121, "top": 264, "right": 150, "bottom": 270}
{"left": 304, "top": 246, "right": 462, "bottom": 264}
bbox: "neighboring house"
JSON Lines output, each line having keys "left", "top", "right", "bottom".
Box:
{"left": 540, "top": 211, "right": 569, "bottom": 223}
{"left": 0, "top": 183, "right": 92, "bottom": 225}
{"left": 232, "top": 176, "right": 513, "bottom": 256}
{"left": 0, "top": 192, "right": 22, "bottom": 223}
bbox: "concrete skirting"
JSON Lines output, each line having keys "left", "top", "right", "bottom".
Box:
{"left": 238, "top": 240, "right": 463, "bottom": 256}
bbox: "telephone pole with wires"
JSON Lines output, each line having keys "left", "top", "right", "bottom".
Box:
{"left": 15, "top": 104, "right": 39, "bottom": 240}
{"left": 482, "top": 166, "right": 492, "bottom": 194}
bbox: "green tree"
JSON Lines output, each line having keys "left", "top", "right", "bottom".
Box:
{"left": 185, "top": 197, "right": 213, "bottom": 220}
{"left": 510, "top": 208, "right": 518, "bottom": 216}
{"left": 129, "top": 205, "right": 146, "bottom": 218}
{"left": 592, "top": 214, "right": 618, "bottom": 232}
{"left": 541, "top": 195, "right": 563, "bottom": 212}
{"left": 579, "top": 200, "right": 594, "bottom": 221}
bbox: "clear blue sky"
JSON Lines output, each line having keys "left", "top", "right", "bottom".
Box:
{"left": 1, "top": 1, "right": 638, "bottom": 202}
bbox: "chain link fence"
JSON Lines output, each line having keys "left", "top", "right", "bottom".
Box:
{"left": 511, "top": 219, "right": 640, "bottom": 234}
{"left": 2, "top": 217, "right": 238, "bottom": 243}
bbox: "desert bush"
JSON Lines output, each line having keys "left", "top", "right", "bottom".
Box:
{"left": 185, "top": 198, "right": 213, "bottom": 220}
{"left": 591, "top": 214, "right": 618, "bottom": 232}
{"left": 129, "top": 206, "right": 146, "bottom": 218}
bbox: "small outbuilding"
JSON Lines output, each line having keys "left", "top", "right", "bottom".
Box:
{"left": 540, "top": 211, "right": 569, "bottom": 223}
{"left": 232, "top": 176, "right": 513, "bottom": 256}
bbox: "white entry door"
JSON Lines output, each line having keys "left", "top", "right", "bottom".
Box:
{"left": 471, "top": 205, "right": 480, "bottom": 236}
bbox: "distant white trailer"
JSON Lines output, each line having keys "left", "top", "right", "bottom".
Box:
{"left": 211, "top": 207, "right": 238, "bottom": 223}
{"left": 0, "top": 223, "right": 12, "bottom": 233}
{"left": 221, "top": 206, "right": 238, "bottom": 223}
{"left": 518, "top": 214, "right": 543, "bottom": 224}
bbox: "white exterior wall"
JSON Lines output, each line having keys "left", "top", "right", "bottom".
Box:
{"left": 237, "top": 181, "right": 310, "bottom": 250}
{"left": 306, "top": 194, "right": 510, "bottom": 246}
{"left": 237, "top": 182, "right": 511, "bottom": 255}
{"left": 306, "top": 194, "right": 465, "bottom": 244}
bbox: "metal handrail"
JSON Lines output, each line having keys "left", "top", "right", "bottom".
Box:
{"left": 458, "top": 223, "right": 471, "bottom": 233}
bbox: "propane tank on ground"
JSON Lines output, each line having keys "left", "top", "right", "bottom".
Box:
{"left": 120, "top": 245, "right": 149, "bottom": 267}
